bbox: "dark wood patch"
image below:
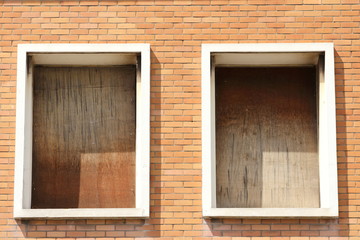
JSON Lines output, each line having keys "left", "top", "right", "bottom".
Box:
{"left": 215, "top": 67, "right": 319, "bottom": 208}
{"left": 32, "top": 66, "right": 136, "bottom": 208}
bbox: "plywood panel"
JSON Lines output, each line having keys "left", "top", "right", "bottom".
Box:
{"left": 216, "top": 67, "right": 319, "bottom": 208}
{"left": 79, "top": 152, "right": 135, "bottom": 208}
{"left": 32, "top": 66, "right": 136, "bottom": 208}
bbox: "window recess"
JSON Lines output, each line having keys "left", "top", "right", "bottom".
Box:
{"left": 14, "top": 44, "right": 150, "bottom": 219}
{"left": 202, "top": 43, "right": 338, "bottom": 218}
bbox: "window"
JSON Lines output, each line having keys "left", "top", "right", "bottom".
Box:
{"left": 14, "top": 44, "right": 150, "bottom": 219}
{"left": 202, "top": 43, "right": 338, "bottom": 218}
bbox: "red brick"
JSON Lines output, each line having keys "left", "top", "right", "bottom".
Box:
{"left": 0, "top": 0, "right": 358, "bottom": 239}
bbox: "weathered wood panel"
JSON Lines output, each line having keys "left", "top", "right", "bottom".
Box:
{"left": 216, "top": 67, "right": 319, "bottom": 208}
{"left": 32, "top": 66, "right": 136, "bottom": 208}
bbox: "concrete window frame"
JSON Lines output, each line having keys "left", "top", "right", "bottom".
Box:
{"left": 14, "top": 44, "right": 150, "bottom": 219}
{"left": 201, "top": 43, "right": 338, "bottom": 218}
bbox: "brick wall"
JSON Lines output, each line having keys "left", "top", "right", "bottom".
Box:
{"left": 0, "top": 0, "right": 357, "bottom": 239}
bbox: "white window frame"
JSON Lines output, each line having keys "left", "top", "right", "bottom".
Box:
{"left": 202, "top": 43, "right": 338, "bottom": 218}
{"left": 14, "top": 44, "right": 150, "bottom": 219}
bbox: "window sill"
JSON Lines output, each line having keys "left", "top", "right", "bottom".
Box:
{"left": 203, "top": 208, "right": 338, "bottom": 218}
{"left": 14, "top": 208, "right": 149, "bottom": 219}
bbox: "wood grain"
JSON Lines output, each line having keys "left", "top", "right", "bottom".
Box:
{"left": 32, "top": 66, "right": 136, "bottom": 208}
{"left": 215, "top": 67, "right": 319, "bottom": 208}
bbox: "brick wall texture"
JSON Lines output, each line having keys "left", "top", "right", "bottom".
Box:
{"left": 0, "top": 0, "right": 358, "bottom": 239}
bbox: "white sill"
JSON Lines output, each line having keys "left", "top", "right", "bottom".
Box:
{"left": 14, "top": 208, "right": 149, "bottom": 219}
{"left": 203, "top": 208, "right": 338, "bottom": 218}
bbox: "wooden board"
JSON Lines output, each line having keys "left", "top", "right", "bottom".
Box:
{"left": 215, "top": 67, "right": 319, "bottom": 208}
{"left": 31, "top": 66, "right": 136, "bottom": 208}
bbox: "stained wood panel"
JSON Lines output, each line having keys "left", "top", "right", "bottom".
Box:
{"left": 216, "top": 67, "right": 319, "bottom": 208}
{"left": 32, "top": 66, "right": 136, "bottom": 208}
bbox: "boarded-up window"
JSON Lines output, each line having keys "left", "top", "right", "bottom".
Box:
{"left": 215, "top": 67, "right": 319, "bottom": 208}
{"left": 32, "top": 66, "right": 136, "bottom": 209}
{"left": 14, "top": 44, "right": 150, "bottom": 219}
{"left": 202, "top": 44, "right": 338, "bottom": 218}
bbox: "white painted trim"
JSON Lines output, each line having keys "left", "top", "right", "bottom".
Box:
{"left": 135, "top": 48, "right": 151, "bottom": 217}
{"left": 14, "top": 45, "right": 27, "bottom": 213}
{"left": 19, "top": 43, "right": 148, "bottom": 53}
{"left": 202, "top": 43, "right": 338, "bottom": 218}
{"left": 14, "top": 44, "right": 150, "bottom": 219}
{"left": 202, "top": 48, "right": 213, "bottom": 212}
{"left": 204, "top": 42, "right": 334, "bottom": 53}
{"left": 13, "top": 208, "right": 147, "bottom": 219}
{"left": 204, "top": 208, "right": 338, "bottom": 218}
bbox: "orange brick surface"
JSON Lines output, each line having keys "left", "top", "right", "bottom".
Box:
{"left": 0, "top": 0, "right": 358, "bottom": 239}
